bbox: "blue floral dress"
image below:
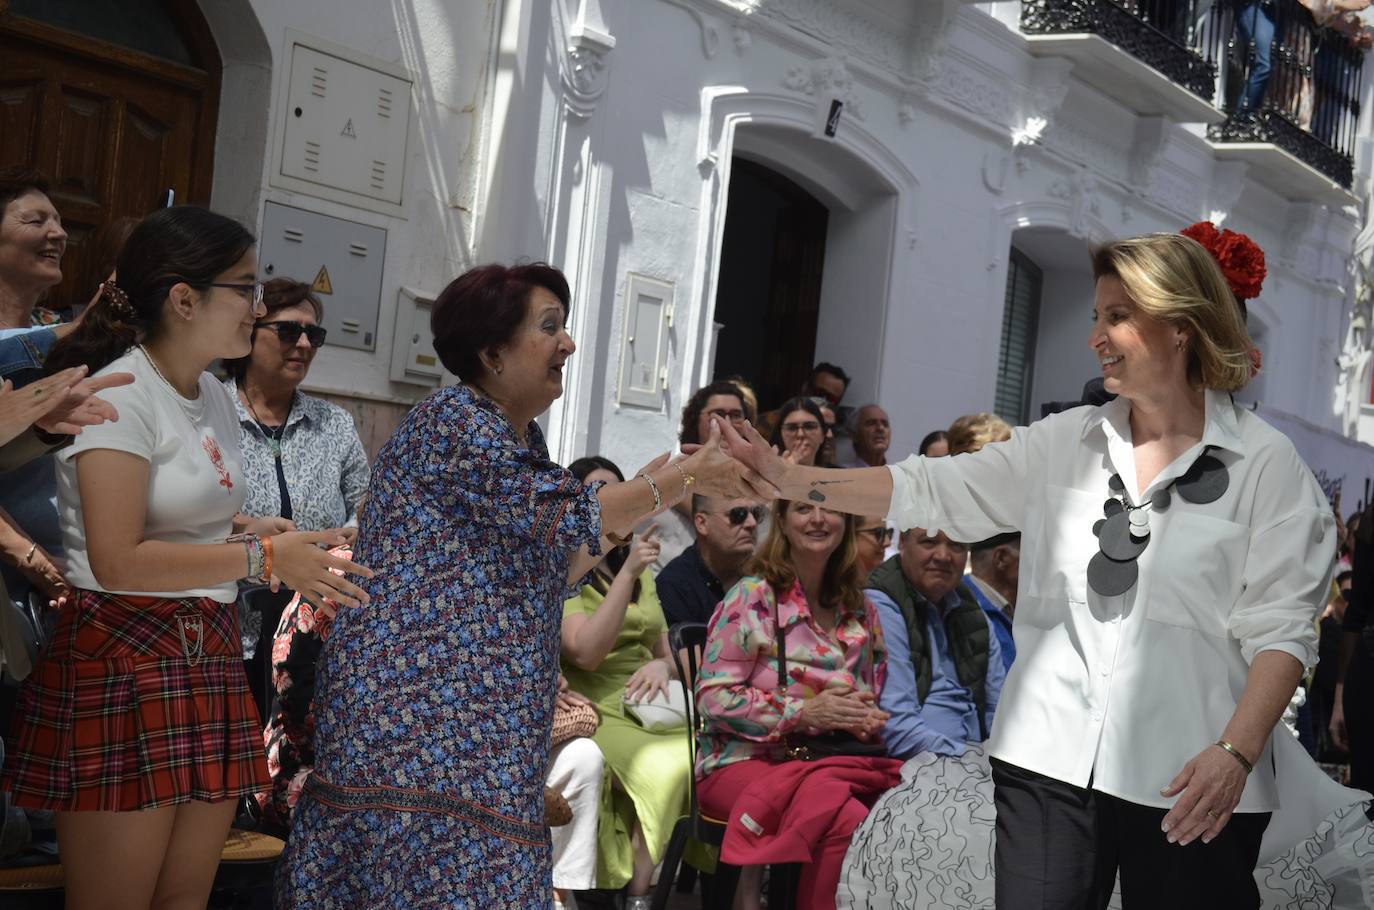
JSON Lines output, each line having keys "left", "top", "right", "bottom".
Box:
{"left": 275, "top": 385, "right": 602, "bottom": 908}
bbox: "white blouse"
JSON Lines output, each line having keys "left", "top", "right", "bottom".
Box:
{"left": 887, "top": 389, "right": 1335, "bottom": 812}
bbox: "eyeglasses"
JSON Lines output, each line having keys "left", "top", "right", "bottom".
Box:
{"left": 781, "top": 421, "right": 822, "bottom": 435}
{"left": 254, "top": 320, "right": 328, "bottom": 348}
{"left": 705, "top": 407, "right": 746, "bottom": 423}
{"left": 208, "top": 282, "right": 265, "bottom": 309}
{"left": 713, "top": 505, "right": 768, "bottom": 526}
{"left": 858, "top": 526, "right": 894, "bottom": 546}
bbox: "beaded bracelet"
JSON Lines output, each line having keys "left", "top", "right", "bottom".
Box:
{"left": 227, "top": 533, "right": 266, "bottom": 580}
{"left": 638, "top": 472, "right": 663, "bottom": 511}
{"left": 1214, "top": 739, "right": 1254, "bottom": 774}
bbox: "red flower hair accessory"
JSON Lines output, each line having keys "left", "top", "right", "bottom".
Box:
{"left": 1181, "top": 221, "right": 1266, "bottom": 301}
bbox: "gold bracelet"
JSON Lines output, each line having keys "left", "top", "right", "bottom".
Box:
{"left": 1213, "top": 739, "right": 1254, "bottom": 774}
{"left": 638, "top": 472, "right": 662, "bottom": 511}
{"left": 672, "top": 462, "right": 695, "bottom": 502}
{"left": 22, "top": 542, "right": 37, "bottom": 565}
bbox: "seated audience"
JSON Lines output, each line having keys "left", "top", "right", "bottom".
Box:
{"left": 965, "top": 533, "right": 1019, "bottom": 670}
{"left": 656, "top": 494, "right": 763, "bottom": 627}
{"left": 917, "top": 429, "right": 949, "bottom": 457}
{"left": 549, "top": 675, "right": 606, "bottom": 910}
{"left": 816, "top": 399, "right": 839, "bottom": 467}
{"left": 845, "top": 405, "right": 891, "bottom": 468}
{"left": 866, "top": 529, "right": 1005, "bottom": 759}
{"left": 695, "top": 498, "right": 898, "bottom": 910}
{"left": 652, "top": 381, "right": 751, "bottom": 570}
{"left": 221, "top": 278, "right": 370, "bottom": 705}
{"left": 769, "top": 395, "right": 829, "bottom": 466}
{"left": 757, "top": 362, "right": 852, "bottom": 440}
{"left": 564, "top": 456, "right": 692, "bottom": 908}
{"left": 946, "top": 412, "right": 1012, "bottom": 456}
{"left": 854, "top": 517, "right": 893, "bottom": 578}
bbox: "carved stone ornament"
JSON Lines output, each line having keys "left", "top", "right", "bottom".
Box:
{"left": 781, "top": 56, "right": 866, "bottom": 122}
{"left": 1048, "top": 167, "right": 1103, "bottom": 240}
{"left": 562, "top": 22, "right": 617, "bottom": 117}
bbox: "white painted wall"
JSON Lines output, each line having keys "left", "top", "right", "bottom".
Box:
{"left": 196, "top": 0, "right": 1366, "bottom": 470}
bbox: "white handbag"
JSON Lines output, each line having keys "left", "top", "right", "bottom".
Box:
{"left": 622, "top": 679, "right": 690, "bottom": 732}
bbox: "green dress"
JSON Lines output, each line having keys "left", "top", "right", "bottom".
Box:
{"left": 562, "top": 571, "right": 692, "bottom": 889}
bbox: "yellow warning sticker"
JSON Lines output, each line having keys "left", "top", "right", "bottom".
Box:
{"left": 312, "top": 265, "right": 333, "bottom": 295}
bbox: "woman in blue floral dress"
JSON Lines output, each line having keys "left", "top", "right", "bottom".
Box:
{"left": 276, "top": 263, "right": 768, "bottom": 908}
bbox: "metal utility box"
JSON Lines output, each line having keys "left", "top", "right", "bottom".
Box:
{"left": 390, "top": 286, "right": 443, "bottom": 387}
{"left": 273, "top": 32, "right": 413, "bottom": 216}
{"left": 258, "top": 202, "right": 387, "bottom": 353}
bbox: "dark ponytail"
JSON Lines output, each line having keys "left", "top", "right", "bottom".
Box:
{"left": 46, "top": 206, "right": 255, "bottom": 376}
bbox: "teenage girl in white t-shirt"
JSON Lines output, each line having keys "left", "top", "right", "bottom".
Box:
{"left": 1, "top": 206, "right": 373, "bottom": 910}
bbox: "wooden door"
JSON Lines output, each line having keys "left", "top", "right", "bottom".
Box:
{"left": 713, "top": 158, "right": 829, "bottom": 411}
{"left": 0, "top": 4, "right": 219, "bottom": 308}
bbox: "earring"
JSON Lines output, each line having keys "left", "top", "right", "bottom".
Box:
{"left": 1176, "top": 339, "right": 1185, "bottom": 352}
{"left": 494, "top": 363, "right": 503, "bottom": 375}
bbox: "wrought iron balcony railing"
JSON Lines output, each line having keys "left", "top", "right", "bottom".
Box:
{"left": 1200, "top": 0, "right": 1364, "bottom": 189}
{"left": 1021, "top": 0, "right": 1218, "bottom": 100}
{"left": 1022, "top": 0, "right": 1365, "bottom": 190}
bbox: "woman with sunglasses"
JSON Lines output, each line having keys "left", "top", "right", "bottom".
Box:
{"left": 2, "top": 207, "right": 370, "bottom": 910}
{"left": 221, "top": 279, "right": 369, "bottom": 707}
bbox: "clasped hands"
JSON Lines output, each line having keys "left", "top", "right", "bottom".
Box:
{"left": 798, "top": 687, "right": 889, "bottom": 740}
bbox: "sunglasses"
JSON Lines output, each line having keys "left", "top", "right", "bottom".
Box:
{"left": 714, "top": 505, "right": 768, "bottom": 526}
{"left": 254, "top": 320, "right": 328, "bottom": 348}
{"left": 858, "top": 526, "right": 894, "bottom": 546}
{"left": 208, "top": 281, "right": 265, "bottom": 309}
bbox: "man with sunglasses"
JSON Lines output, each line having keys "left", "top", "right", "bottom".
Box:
{"left": 656, "top": 494, "right": 765, "bottom": 627}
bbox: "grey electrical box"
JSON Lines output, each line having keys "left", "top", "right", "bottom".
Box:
{"left": 258, "top": 202, "right": 387, "bottom": 352}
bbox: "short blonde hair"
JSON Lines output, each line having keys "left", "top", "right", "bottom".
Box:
{"left": 1091, "top": 233, "right": 1252, "bottom": 392}
{"left": 947, "top": 412, "right": 1012, "bottom": 456}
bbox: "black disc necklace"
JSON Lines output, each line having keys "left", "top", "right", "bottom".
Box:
{"left": 1086, "top": 447, "right": 1230, "bottom": 597}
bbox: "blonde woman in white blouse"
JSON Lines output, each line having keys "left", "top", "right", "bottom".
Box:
{"left": 721, "top": 233, "right": 1336, "bottom": 909}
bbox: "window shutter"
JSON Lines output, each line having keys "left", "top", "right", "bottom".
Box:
{"left": 994, "top": 248, "right": 1043, "bottom": 425}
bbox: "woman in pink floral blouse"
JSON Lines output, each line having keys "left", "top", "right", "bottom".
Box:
{"left": 694, "top": 499, "right": 898, "bottom": 910}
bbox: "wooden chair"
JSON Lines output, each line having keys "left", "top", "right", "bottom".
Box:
{"left": 651, "top": 624, "right": 797, "bottom": 910}
{"left": 0, "top": 828, "right": 285, "bottom": 910}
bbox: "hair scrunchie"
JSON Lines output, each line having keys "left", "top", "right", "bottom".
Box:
{"left": 99, "top": 280, "right": 138, "bottom": 322}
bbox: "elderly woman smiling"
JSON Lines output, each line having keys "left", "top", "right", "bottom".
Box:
{"left": 721, "top": 234, "right": 1338, "bottom": 909}
{"left": 276, "top": 263, "right": 769, "bottom": 908}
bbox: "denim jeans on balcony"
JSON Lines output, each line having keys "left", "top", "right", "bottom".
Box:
{"left": 1235, "top": 1, "right": 1275, "bottom": 115}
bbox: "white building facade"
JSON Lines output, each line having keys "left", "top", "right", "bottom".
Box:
{"left": 9, "top": 0, "right": 1374, "bottom": 494}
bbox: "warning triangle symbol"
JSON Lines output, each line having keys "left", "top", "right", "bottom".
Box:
{"left": 312, "top": 265, "right": 334, "bottom": 295}
{"left": 340, "top": 118, "right": 356, "bottom": 138}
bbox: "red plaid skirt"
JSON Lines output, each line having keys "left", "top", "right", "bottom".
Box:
{"left": 2, "top": 589, "right": 270, "bottom": 811}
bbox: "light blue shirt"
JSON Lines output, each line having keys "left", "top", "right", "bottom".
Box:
{"left": 868, "top": 586, "right": 1005, "bottom": 760}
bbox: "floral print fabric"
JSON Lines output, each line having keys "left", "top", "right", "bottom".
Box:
{"left": 275, "top": 385, "right": 603, "bottom": 908}
{"left": 694, "top": 576, "right": 887, "bottom": 780}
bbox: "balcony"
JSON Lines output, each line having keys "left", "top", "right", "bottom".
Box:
{"left": 1021, "top": 0, "right": 1226, "bottom": 123}
{"left": 1201, "top": 0, "right": 1364, "bottom": 200}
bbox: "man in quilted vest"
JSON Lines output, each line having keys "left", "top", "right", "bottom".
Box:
{"left": 865, "top": 528, "right": 1006, "bottom": 759}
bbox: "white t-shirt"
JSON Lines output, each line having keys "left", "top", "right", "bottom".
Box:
{"left": 57, "top": 348, "right": 246, "bottom": 602}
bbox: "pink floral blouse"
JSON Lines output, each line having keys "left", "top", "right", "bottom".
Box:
{"left": 694, "top": 576, "right": 887, "bottom": 779}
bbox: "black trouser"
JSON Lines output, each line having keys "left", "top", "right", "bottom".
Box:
{"left": 1345, "top": 649, "right": 1374, "bottom": 792}
{"left": 991, "top": 758, "right": 1270, "bottom": 910}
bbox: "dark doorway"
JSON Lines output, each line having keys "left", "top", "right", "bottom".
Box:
{"left": 712, "top": 158, "right": 828, "bottom": 412}
{"left": 0, "top": 0, "right": 221, "bottom": 308}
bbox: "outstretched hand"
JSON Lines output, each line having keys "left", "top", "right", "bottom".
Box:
{"left": 685, "top": 418, "right": 780, "bottom": 501}
{"left": 716, "top": 418, "right": 787, "bottom": 494}
{"left": 0, "top": 367, "right": 135, "bottom": 446}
